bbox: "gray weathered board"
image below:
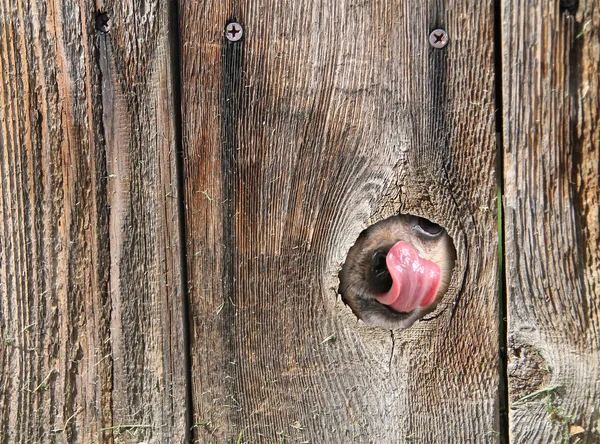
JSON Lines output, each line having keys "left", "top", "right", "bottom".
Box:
{"left": 0, "top": 0, "right": 187, "bottom": 443}
{"left": 180, "top": 0, "right": 499, "bottom": 442}
{"left": 502, "top": 1, "right": 600, "bottom": 442}
{"left": 0, "top": 0, "right": 598, "bottom": 443}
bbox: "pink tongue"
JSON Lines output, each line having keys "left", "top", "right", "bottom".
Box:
{"left": 375, "top": 241, "right": 441, "bottom": 313}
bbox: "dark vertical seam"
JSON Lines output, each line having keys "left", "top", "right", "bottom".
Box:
{"left": 493, "top": 0, "right": 509, "bottom": 441}
{"left": 565, "top": 4, "right": 589, "bottom": 333}
{"left": 427, "top": 7, "right": 449, "bottom": 157}
{"left": 221, "top": 17, "right": 244, "bottom": 431}
{"left": 96, "top": 33, "right": 116, "bottom": 440}
{"left": 168, "top": 0, "right": 192, "bottom": 441}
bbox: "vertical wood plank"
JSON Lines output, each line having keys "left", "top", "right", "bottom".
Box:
{"left": 0, "top": 0, "right": 187, "bottom": 442}
{"left": 97, "top": 1, "right": 188, "bottom": 442}
{"left": 0, "top": 1, "right": 112, "bottom": 440}
{"left": 181, "top": 0, "right": 499, "bottom": 441}
{"left": 502, "top": 0, "right": 600, "bottom": 441}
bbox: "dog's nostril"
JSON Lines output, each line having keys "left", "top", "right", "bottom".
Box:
{"left": 369, "top": 250, "right": 393, "bottom": 293}
{"left": 371, "top": 250, "right": 387, "bottom": 273}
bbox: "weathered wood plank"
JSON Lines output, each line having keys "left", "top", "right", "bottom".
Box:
{"left": 97, "top": 2, "right": 189, "bottom": 442}
{"left": 502, "top": 0, "right": 600, "bottom": 441}
{"left": 181, "top": 0, "right": 499, "bottom": 441}
{"left": 0, "top": 1, "right": 187, "bottom": 442}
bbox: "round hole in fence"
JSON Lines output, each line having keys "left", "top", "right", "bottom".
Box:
{"left": 338, "top": 214, "right": 456, "bottom": 330}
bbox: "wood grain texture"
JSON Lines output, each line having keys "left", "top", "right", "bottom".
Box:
{"left": 0, "top": 1, "right": 186, "bottom": 442}
{"left": 181, "top": 0, "right": 499, "bottom": 442}
{"left": 502, "top": 0, "right": 600, "bottom": 442}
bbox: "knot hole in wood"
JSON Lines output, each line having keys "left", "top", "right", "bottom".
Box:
{"left": 338, "top": 213, "right": 457, "bottom": 330}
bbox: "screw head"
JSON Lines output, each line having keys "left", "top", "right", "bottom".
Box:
{"left": 96, "top": 12, "right": 111, "bottom": 33}
{"left": 429, "top": 29, "right": 448, "bottom": 48}
{"left": 225, "top": 22, "right": 243, "bottom": 42}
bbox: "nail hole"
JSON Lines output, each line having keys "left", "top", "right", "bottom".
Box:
{"left": 95, "top": 12, "right": 111, "bottom": 33}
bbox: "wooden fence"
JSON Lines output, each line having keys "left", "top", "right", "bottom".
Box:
{"left": 0, "top": 0, "right": 598, "bottom": 442}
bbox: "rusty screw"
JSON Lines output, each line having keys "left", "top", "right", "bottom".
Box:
{"left": 429, "top": 29, "right": 448, "bottom": 49}
{"left": 225, "top": 22, "right": 243, "bottom": 42}
{"left": 96, "top": 12, "right": 111, "bottom": 33}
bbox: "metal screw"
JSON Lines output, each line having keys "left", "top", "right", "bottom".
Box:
{"left": 429, "top": 29, "right": 448, "bottom": 48}
{"left": 96, "top": 12, "right": 111, "bottom": 33}
{"left": 225, "top": 22, "right": 243, "bottom": 42}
